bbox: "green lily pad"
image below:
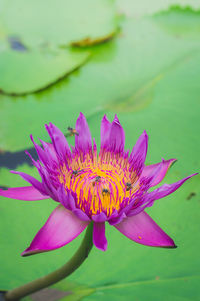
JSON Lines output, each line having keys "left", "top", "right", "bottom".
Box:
{"left": 1, "top": 7, "right": 200, "bottom": 151}
{"left": 1, "top": 0, "right": 117, "bottom": 48}
{"left": 27, "top": 281, "right": 95, "bottom": 301}
{"left": 0, "top": 48, "right": 89, "bottom": 95}
{"left": 154, "top": 5, "right": 200, "bottom": 37}
{"left": 116, "top": 0, "right": 200, "bottom": 17}
{"left": 84, "top": 276, "right": 200, "bottom": 301}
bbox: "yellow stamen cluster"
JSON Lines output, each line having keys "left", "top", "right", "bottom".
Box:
{"left": 58, "top": 152, "right": 139, "bottom": 216}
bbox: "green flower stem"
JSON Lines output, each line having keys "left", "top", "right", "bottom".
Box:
{"left": 5, "top": 223, "right": 93, "bottom": 301}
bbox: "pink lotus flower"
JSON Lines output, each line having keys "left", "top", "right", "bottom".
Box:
{"left": 0, "top": 113, "right": 196, "bottom": 255}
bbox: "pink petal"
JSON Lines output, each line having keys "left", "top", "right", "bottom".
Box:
{"left": 129, "top": 130, "right": 148, "bottom": 175}
{"left": 45, "top": 123, "right": 71, "bottom": 164}
{"left": 0, "top": 186, "right": 49, "bottom": 201}
{"left": 72, "top": 209, "right": 91, "bottom": 221}
{"left": 108, "top": 212, "right": 126, "bottom": 226}
{"left": 57, "top": 186, "right": 90, "bottom": 221}
{"left": 40, "top": 141, "right": 58, "bottom": 163}
{"left": 22, "top": 205, "right": 90, "bottom": 256}
{"left": 93, "top": 222, "right": 107, "bottom": 251}
{"left": 100, "top": 114, "right": 111, "bottom": 150}
{"left": 127, "top": 173, "right": 198, "bottom": 218}
{"left": 146, "top": 173, "right": 198, "bottom": 205}
{"left": 141, "top": 159, "right": 176, "bottom": 187}
{"left": 10, "top": 171, "right": 47, "bottom": 195}
{"left": 92, "top": 212, "right": 107, "bottom": 222}
{"left": 109, "top": 115, "right": 125, "bottom": 153}
{"left": 30, "top": 135, "right": 49, "bottom": 166}
{"left": 75, "top": 112, "right": 92, "bottom": 153}
{"left": 115, "top": 211, "right": 176, "bottom": 248}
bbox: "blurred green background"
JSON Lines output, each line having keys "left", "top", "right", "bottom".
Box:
{"left": 0, "top": 0, "right": 200, "bottom": 300}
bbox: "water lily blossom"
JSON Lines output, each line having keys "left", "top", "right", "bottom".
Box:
{"left": 0, "top": 113, "right": 196, "bottom": 255}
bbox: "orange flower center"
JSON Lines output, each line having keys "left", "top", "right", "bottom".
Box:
{"left": 58, "top": 152, "right": 139, "bottom": 216}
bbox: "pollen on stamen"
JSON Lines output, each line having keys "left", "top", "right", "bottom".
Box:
{"left": 58, "top": 150, "right": 140, "bottom": 217}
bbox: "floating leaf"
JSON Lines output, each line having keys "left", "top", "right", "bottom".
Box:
{"left": 84, "top": 276, "right": 200, "bottom": 301}
{"left": 116, "top": 0, "right": 200, "bottom": 18}
{"left": 1, "top": 10, "right": 200, "bottom": 151}
{"left": 0, "top": 48, "right": 89, "bottom": 95}
{"left": 154, "top": 5, "right": 200, "bottom": 37}
{"left": 1, "top": 0, "right": 118, "bottom": 47}
{"left": 106, "top": 74, "right": 163, "bottom": 112}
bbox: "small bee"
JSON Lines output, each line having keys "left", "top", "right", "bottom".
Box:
{"left": 71, "top": 169, "right": 83, "bottom": 178}
{"left": 126, "top": 182, "right": 132, "bottom": 191}
{"left": 95, "top": 176, "right": 101, "bottom": 182}
{"left": 92, "top": 176, "right": 101, "bottom": 186}
{"left": 187, "top": 192, "right": 196, "bottom": 200}
{"left": 66, "top": 127, "right": 79, "bottom": 137}
{"left": 102, "top": 188, "right": 110, "bottom": 194}
{"left": 72, "top": 170, "right": 78, "bottom": 176}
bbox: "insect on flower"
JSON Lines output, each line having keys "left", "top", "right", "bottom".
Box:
{"left": 0, "top": 113, "right": 197, "bottom": 255}
{"left": 125, "top": 182, "right": 132, "bottom": 191}
{"left": 66, "top": 126, "right": 79, "bottom": 137}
